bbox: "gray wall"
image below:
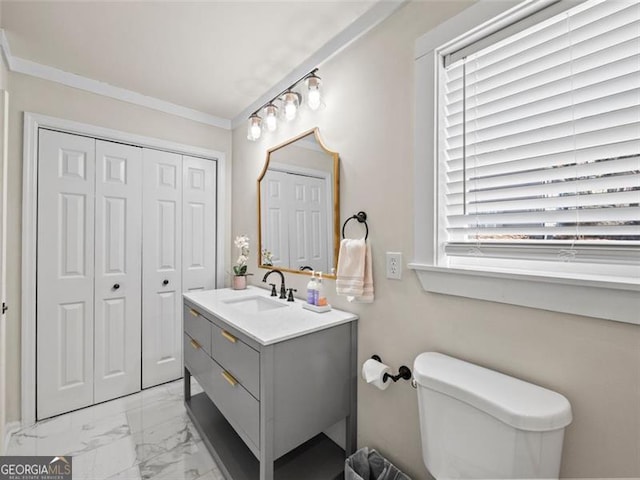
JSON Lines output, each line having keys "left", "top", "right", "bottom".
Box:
{"left": 231, "top": 1, "right": 640, "bottom": 478}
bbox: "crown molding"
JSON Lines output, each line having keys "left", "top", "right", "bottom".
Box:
{"left": 231, "top": 0, "right": 409, "bottom": 129}
{"left": 0, "top": 29, "right": 231, "bottom": 130}
{"left": 0, "top": 30, "right": 15, "bottom": 71}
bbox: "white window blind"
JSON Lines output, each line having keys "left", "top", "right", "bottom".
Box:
{"left": 439, "top": 0, "right": 640, "bottom": 276}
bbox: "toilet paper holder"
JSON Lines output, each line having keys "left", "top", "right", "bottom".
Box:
{"left": 371, "top": 355, "right": 412, "bottom": 384}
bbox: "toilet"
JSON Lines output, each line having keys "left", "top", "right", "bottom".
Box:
{"left": 413, "top": 352, "right": 572, "bottom": 479}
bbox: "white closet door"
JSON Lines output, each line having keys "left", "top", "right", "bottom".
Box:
{"left": 182, "top": 156, "right": 216, "bottom": 292}
{"left": 142, "top": 149, "right": 182, "bottom": 388}
{"left": 37, "top": 130, "right": 95, "bottom": 419}
{"left": 261, "top": 170, "right": 290, "bottom": 268}
{"left": 94, "top": 140, "right": 142, "bottom": 403}
{"left": 289, "top": 175, "right": 329, "bottom": 272}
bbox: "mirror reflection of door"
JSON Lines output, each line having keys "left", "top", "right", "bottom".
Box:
{"left": 261, "top": 165, "right": 331, "bottom": 273}
{"left": 258, "top": 128, "right": 339, "bottom": 278}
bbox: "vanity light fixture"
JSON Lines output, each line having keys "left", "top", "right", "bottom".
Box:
{"left": 246, "top": 68, "right": 323, "bottom": 141}
{"left": 283, "top": 90, "right": 301, "bottom": 121}
{"left": 305, "top": 72, "right": 322, "bottom": 111}
{"left": 265, "top": 103, "right": 278, "bottom": 132}
{"left": 247, "top": 113, "right": 262, "bottom": 141}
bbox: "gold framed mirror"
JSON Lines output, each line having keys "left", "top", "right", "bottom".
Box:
{"left": 257, "top": 128, "right": 339, "bottom": 278}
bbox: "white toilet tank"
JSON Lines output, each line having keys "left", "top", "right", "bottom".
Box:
{"left": 414, "top": 352, "right": 572, "bottom": 479}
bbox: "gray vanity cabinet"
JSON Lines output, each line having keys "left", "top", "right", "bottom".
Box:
{"left": 183, "top": 299, "right": 358, "bottom": 480}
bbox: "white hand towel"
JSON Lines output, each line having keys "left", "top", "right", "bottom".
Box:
{"left": 348, "top": 242, "right": 374, "bottom": 303}
{"left": 336, "top": 238, "right": 366, "bottom": 296}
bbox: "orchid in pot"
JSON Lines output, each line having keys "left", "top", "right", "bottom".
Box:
{"left": 261, "top": 248, "right": 274, "bottom": 266}
{"left": 232, "top": 235, "right": 251, "bottom": 289}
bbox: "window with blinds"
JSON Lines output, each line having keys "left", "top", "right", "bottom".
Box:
{"left": 438, "top": 0, "right": 640, "bottom": 276}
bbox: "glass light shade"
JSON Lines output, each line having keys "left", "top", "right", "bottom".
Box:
{"left": 305, "top": 73, "right": 322, "bottom": 110}
{"left": 283, "top": 91, "right": 300, "bottom": 121}
{"left": 264, "top": 104, "right": 278, "bottom": 132}
{"left": 247, "top": 114, "right": 262, "bottom": 141}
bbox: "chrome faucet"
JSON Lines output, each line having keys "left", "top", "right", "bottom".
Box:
{"left": 262, "top": 269, "right": 287, "bottom": 299}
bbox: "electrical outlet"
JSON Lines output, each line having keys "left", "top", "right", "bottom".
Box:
{"left": 386, "top": 252, "right": 402, "bottom": 280}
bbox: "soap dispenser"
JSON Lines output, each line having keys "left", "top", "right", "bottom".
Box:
{"left": 315, "top": 272, "right": 327, "bottom": 307}
{"left": 306, "top": 271, "right": 317, "bottom": 305}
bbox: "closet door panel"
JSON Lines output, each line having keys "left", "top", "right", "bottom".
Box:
{"left": 142, "top": 149, "right": 182, "bottom": 388}
{"left": 94, "top": 140, "right": 142, "bottom": 403}
{"left": 37, "top": 129, "right": 95, "bottom": 419}
{"left": 288, "top": 175, "right": 328, "bottom": 272}
{"left": 183, "top": 156, "right": 216, "bottom": 292}
{"left": 260, "top": 170, "right": 290, "bottom": 268}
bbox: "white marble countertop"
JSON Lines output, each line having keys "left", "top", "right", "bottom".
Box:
{"left": 183, "top": 286, "right": 358, "bottom": 346}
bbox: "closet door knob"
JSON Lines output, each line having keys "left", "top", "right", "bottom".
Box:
{"left": 113, "top": 284, "right": 120, "bottom": 290}
{"left": 162, "top": 279, "right": 169, "bottom": 286}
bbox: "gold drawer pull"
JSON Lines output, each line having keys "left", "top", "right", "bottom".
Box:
{"left": 190, "top": 339, "right": 201, "bottom": 350}
{"left": 221, "top": 370, "right": 237, "bottom": 387}
{"left": 221, "top": 330, "right": 237, "bottom": 343}
{"left": 189, "top": 308, "right": 199, "bottom": 317}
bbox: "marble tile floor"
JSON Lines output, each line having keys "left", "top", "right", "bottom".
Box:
{"left": 6, "top": 379, "right": 225, "bottom": 480}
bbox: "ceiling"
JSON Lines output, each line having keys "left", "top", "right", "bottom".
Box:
{"left": 1, "top": 1, "right": 378, "bottom": 121}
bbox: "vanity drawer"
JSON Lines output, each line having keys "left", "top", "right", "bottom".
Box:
{"left": 184, "top": 342, "right": 260, "bottom": 455}
{"left": 207, "top": 356, "right": 260, "bottom": 454}
{"left": 211, "top": 323, "right": 260, "bottom": 399}
{"left": 185, "top": 335, "right": 260, "bottom": 452}
{"left": 184, "top": 333, "right": 210, "bottom": 382}
{"left": 184, "top": 306, "right": 211, "bottom": 355}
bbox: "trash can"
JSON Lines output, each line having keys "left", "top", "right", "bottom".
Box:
{"left": 345, "top": 447, "right": 411, "bottom": 480}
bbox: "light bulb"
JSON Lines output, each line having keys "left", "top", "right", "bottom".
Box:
{"left": 247, "top": 114, "right": 262, "bottom": 141}
{"left": 250, "top": 123, "right": 261, "bottom": 139}
{"left": 283, "top": 91, "right": 300, "bottom": 121}
{"left": 308, "top": 89, "right": 321, "bottom": 110}
{"left": 305, "top": 73, "right": 322, "bottom": 111}
{"left": 264, "top": 104, "right": 278, "bottom": 132}
{"left": 285, "top": 103, "right": 297, "bottom": 121}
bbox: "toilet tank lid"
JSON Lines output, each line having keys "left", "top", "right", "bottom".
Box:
{"left": 413, "top": 352, "right": 572, "bottom": 432}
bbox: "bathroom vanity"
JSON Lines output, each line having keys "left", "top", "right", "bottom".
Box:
{"left": 182, "top": 286, "right": 358, "bottom": 480}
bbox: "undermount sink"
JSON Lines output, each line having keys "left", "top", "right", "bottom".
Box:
{"left": 223, "top": 295, "right": 288, "bottom": 313}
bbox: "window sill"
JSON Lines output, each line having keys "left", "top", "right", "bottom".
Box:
{"left": 408, "top": 263, "right": 640, "bottom": 325}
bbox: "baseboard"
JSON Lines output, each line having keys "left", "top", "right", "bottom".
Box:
{"left": 2, "top": 420, "right": 20, "bottom": 455}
